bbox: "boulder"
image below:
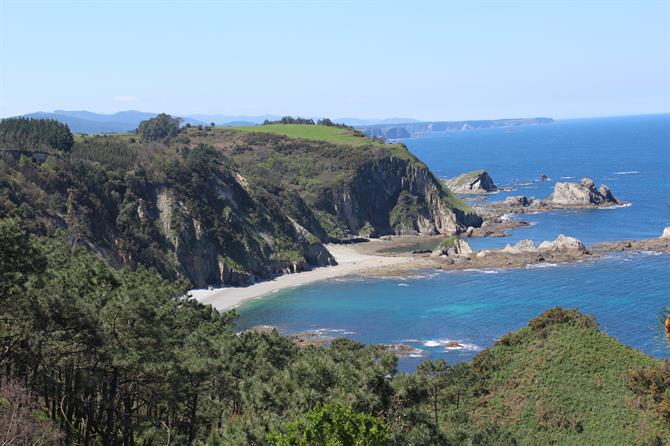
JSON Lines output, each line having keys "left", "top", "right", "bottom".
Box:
{"left": 546, "top": 177, "right": 621, "bottom": 207}
{"left": 661, "top": 227, "right": 670, "bottom": 240}
{"left": 444, "top": 169, "right": 498, "bottom": 194}
{"left": 538, "top": 234, "right": 585, "bottom": 253}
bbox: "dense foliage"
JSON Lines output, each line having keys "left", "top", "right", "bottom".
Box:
{"left": 0, "top": 117, "right": 74, "bottom": 152}
{"left": 263, "top": 116, "right": 316, "bottom": 125}
{"left": 136, "top": 113, "right": 182, "bottom": 141}
{"left": 1, "top": 216, "right": 668, "bottom": 445}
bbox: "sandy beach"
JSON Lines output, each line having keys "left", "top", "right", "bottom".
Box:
{"left": 191, "top": 243, "right": 414, "bottom": 311}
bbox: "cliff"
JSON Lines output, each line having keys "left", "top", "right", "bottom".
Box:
{"left": 188, "top": 126, "right": 482, "bottom": 238}
{"left": 0, "top": 122, "right": 480, "bottom": 287}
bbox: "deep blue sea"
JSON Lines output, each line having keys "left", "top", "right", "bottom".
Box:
{"left": 237, "top": 114, "right": 670, "bottom": 370}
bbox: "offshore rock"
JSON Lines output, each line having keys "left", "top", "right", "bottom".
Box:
{"left": 546, "top": 178, "right": 621, "bottom": 207}
{"left": 444, "top": 169, "right": 498, "bottom": 194}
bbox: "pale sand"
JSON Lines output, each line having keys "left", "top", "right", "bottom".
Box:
{"left": 191, "top": 243, "right": 413, "bottom": 311}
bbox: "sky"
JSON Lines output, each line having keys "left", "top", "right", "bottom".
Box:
{"left": 1, "top": 0, "right": 669, "bottom": 121}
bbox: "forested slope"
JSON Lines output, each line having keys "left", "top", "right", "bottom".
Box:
{"left": 1, "top": 216, "right": 668, "bottom": 445}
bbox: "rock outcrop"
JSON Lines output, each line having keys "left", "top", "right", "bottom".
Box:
{"left": 538, "top": 234, "right": 586, "bottom": 253}
{"left": 431, "top": 236, "right": 473, "bottom": 257}
{"left": 546, "top": 178, "right": 621, "bottom": 207}
{"left": 475, "top": 178, "right": 625, "bottom": 222}
{"left": 661, "top": 227, "right": 670, "bottom": 240}
{"left": 444, "top": 169, "right": 498, "bottom": 194}
{"left": 500, "top": 235, "right": 585, "bottom": 255}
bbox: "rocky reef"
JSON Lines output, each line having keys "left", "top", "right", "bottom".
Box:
{"left": 444, "top": 169, "right": 498, "bottom": 194}
{"left": 475, "top": 177, "right": 625, "bottom": 220}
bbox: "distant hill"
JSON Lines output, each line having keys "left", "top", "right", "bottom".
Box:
{"left": 187, "top": 114, "right": 282, "bottom": 126}
{"left": 18, "top": 110, "right": 205, "bottom": 134}
{"left": 358, "top": 117, "right": 554, "bottom": 139}
{"left": 187, "top": 115, "right": 421, "bottom": 127}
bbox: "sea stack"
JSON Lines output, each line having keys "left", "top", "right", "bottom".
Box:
{"left": 444, "top": 169, "right": 498, "bottom": 194}
{"left": 546, "top": 178, "right": 622, "bottom": 207}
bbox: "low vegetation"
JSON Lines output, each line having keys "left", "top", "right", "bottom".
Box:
{"left": 227, "top": 123, "right": 378, "bottom": 147}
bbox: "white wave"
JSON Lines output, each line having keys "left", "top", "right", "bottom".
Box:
{"left": 612, "top": 171, "right": 639, "bottom": 175}
{"left": 421, "top": 339, "right": 482, "bottom": 351}
{"left": 463, "top": 268, "right": 499, "bottom": 274}
{"left": 314, "top": 328, "right": 355, "bottom": 336}
{"left": 560, "top": 176, "right": 574, "bottom": 179}
{"left": 597, "top": 202, "right": 632, "bottom": 210}
{"left": 526, "top": 263, "right": 558, "bottom": 269}
{"left": 397, "top": 283, "right": 410, "bottom": 287}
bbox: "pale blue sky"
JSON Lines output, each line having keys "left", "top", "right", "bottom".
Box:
{"left": 1, "top": 0, "right": 669, "bottom": 120}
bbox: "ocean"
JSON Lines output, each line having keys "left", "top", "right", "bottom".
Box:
{"left": 235, "top": 114, "right": 670, "bottom": 370}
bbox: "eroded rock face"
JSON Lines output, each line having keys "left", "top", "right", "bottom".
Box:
{"left": 547, "top": 178, "right": 621, "bottom": 207}
{"left": 327, "top": 158, "right": 482, "bottom": 237}
{"left": 444, "top": 169, "right": 498, "bottom": 194}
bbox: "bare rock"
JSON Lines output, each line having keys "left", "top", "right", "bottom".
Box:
{"left": 444, "top": 169, "right": 498, "bottom": 194}
{"left": 546, "top": 177, "right": 621, "bottom": 207}
{"left": 538, "top": 234, "right": 585, "bottom": 253}
{"left": 661, "top": 227, "right": 670, "bottom": 240}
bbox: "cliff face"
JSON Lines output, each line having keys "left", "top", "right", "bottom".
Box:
{"left": 0, "top": 146, "right": 334, "bottom": 288}
{"left": 319, "top": 157, "right": 481, "bottom": 236}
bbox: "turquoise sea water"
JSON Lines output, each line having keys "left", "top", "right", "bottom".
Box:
{"left": 236, "top": 114, "right": 670, "bottom": 370}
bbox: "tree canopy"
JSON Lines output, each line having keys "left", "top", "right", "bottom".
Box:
{"left": 136, "top": 113, "right": 181, "bottom": 141}
{"left": 0, "top": 117, "right": 74, "bottom": 152}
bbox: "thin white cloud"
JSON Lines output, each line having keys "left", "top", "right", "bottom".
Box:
{"left": 113, "top": 95, "right": 138, "bottom": 103}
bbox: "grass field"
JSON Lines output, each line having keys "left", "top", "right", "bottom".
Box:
{"left": 227, "top": 124, "right": 381, "bottom": 147}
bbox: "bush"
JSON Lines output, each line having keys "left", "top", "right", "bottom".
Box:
{"left": 268, "top": 403, "right": 390, "bottom": 446}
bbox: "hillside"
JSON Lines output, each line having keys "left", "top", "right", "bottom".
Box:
{"left": 185, "top": 124, "right": 481, "bottom": 238}
{"left": 464, "top": 308, "right": 670, "bottom": 445}
{"left": 0, "top": 117, "right": 480, "bottom": 287}
{"left": 2, "top": 226, "right": 668, "bottom": 446}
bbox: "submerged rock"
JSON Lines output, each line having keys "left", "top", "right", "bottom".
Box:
{"left": 546, "top": 177, "right": 621, "bottom": 207}
{"left": 444, "top": 169, "right": 498, "bottom": 194}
